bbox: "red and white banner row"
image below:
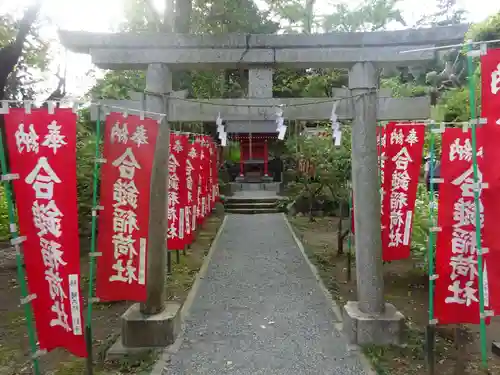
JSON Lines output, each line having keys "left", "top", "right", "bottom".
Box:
{"left": 351, "top": 122, "right": 425, "bottom": 262}
{"left": 373, "top": 48, "right": 500, "bottom": 324}
{"left": 378, "top": 122, "right": 425, "bottom": 261}
{"left": 2, "top": 109, "right": 219, "bottom": 358}
{"left": 481, "top": 47, "right": 500, "bottom": 123}
{"left": 433, "top": 47, "right": 500, "bottom": 324}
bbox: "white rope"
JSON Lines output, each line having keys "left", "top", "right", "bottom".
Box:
{"left": 1, "top": 100, "right": 491, "bottom": 131}
{"left": 0, "top": 100, "right": 167, "bottom": 119}
{"left": 399, "top": 38, "right": 500, "bottom": 54}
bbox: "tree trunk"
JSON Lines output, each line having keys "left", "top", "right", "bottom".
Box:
{"left": 308, "top": 192, "right": 314, "bottom": 222}
{"left": 223, "top": 70, "right": 231, "bottom": 97}
{"left": 0, "top": 1, "right": 41, "bottom": 179}
{"left": 304, "top": 0, "right": 317, "bottom": 33}
{"left": 175, "top": 0, "right": 192, "bottom": 33}
{"left": 0, "top": 1, "right": 42, "bottom": 102}
{"left": 166, "top": 0, "right": 193, "bottom": 91}
{"left": 308, "top": 184, "right": 323, "bottom": 222}
{"left": 337, "top": 213, "right": 344, "bottom": 255}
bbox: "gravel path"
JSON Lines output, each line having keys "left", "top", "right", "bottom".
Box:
{"left": 160, "top": 214, "right": 367, "bottom": 375}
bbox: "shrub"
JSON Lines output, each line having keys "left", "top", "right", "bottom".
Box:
{"left": 0, "top": 185, "right": 10, "bottom": 241}
{"left": 411, "top": 184, "right": 437, "bottom": 271}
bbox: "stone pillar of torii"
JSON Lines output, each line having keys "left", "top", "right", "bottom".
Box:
{"left": 60, "top": 24, "right": 468, "bottom": 353}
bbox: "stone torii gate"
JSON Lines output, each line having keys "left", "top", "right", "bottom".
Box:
{"left": 59, "top": 24, "right": 467, "bottom": 352}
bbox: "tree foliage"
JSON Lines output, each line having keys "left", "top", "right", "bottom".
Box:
{"left": 0, "top": 2, "right": 47, "bottom": 101}
{"left": 194, "top": 0, "right": 278, "bottom": 34}
{"left": 3, "top": 0, "right": 500, "bottom": 251}
{"left": 433, "top": 11, "right": 500, "bottom": 123}
{"left": 284, "top": 129, "right": 352, "bottom": 221}
{"left": 416, "top": 0, "right": 467, "bottom": 27}
{"left": 467, "top": 11, "right": 500, "bottom": 49}
{"left": 322, "top": 0, "right": 406, "bottom": 32}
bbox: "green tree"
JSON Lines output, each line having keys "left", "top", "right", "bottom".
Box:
{"left": 416, "top": 0, "right": 467, "bottom": 27}
{"left": 434, "top": 11, "right": 500, "bottom": 122}
{"left": 0, "top": 2, "right": 47, "bottom": 102}
{"left": 285, "top": 130, "right": 351, "bottom": 220}
{"left": 264, "top": 0, "right": 319, "bottom": 33}
{"left": 419, "top": 1, "right": 468, "bottom": 101}
{"left": 322, "top": 0, "right": 406, "bottom": 32}
{"left": 91, "top": 70, "right": 145, "bottom": 100}
{"left": 194, "top": 0, "right": 277, "bottom": 34}
{"left": 468, "top": 11, "right": 500, "bottom": 49}
{"left": 92, "top": 0, "right": 279, "bottom": 100}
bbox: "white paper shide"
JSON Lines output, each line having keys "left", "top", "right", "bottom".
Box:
{"left": 377, "top": 129, "right": 387, "bottom": 214}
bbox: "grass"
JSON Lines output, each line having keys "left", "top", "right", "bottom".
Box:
{"left": 0, "top": 345, "right": 19, "bottom": 367}
{"left": 289, "top": 215, "right": 500, "bottom": 375}
{"left": 52, "top": 349, "right": 159, "bottom": 375}
{"left": 0, "top": 215, "right": 224, "bottom": 375}
{"left": 361, "top": 322, "right": 455, "bottom": 375}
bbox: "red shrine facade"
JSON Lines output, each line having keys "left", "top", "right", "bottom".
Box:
{"left": 231, "top": 133, "right": 276, "bottom": 182}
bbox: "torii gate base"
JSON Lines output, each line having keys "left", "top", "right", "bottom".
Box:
{"left": 343, "top": 302, "right": 405, "bottom": 346}
{"left": 107, "top": 302, "right": 181, "bottom": 359}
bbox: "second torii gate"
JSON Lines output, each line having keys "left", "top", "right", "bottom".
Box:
{"left": 90, "top": 86, "right": 430, "bottom": 181}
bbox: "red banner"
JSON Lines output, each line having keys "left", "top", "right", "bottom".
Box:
{"left": 383, "top": 123, "right": 425, "bottom": 261}
{"left": 188, "top": 139, "right": 201, "bottom": 238}
{"left": 479, "top": 123, "right": 500, "bottom": 316}
{"left": 203, "top": 136, "right": 212, "bottom": 215}
{"left": 481, "top": 48, "right": 500, "bottom": 122}
{"left": 435, "top": 128, "right": 491, "bottom": 324}
{"left": 96, "top": 113, "right": 158, "bottom": 302}
{"left": 378, "top": 123, "right": 391, "bottom": 217}
{"left": 352, "top": 123, "right": 394, "bottom": 236}
{"left": 185, "top": 139, "right": 199, "bottom": 244}
{"left": 167, "top": 133, "right": 188, "bottom": 250}
{"left": 196, "top": 138, "right": 207, "bottom": 225}
{"left": 4, "top": 108, "right": 86, "bottom": 357}
{"left": 205, "top": 138, "right": 211, "bottom": 214}
{"left": 209, "top": 140, "right": 217, "bottom": 205}
{"left": 479, "top": 49, "right": 500, "bottom": 317}
{"left": 212, "top": 143, "right": 220, "bottom": 202}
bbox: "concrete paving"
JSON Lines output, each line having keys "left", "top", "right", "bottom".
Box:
{"left": 156, "top": 214, "right": 368, "bottom": 375}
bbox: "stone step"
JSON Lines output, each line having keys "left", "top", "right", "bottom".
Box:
{"left": 230, "top": 182, "right": 280, "bottom": 192}
{"left": 225, "top": 201, "right": 278, "bottom": 210}
{"left": 226, "top": 207, "right": 280, "bottom": 214}
{"left": 226, "top": 197, "right": 279, "bottom": 204}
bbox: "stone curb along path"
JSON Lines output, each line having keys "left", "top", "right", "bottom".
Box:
{"left": 150, "top": 216, "right": 229, "bottom": 375}
{"left": 282, "top": 215, "right": 377, "bottom": 375}
{"left": 151, "top": 213, "right": 376, "bottom": 375}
